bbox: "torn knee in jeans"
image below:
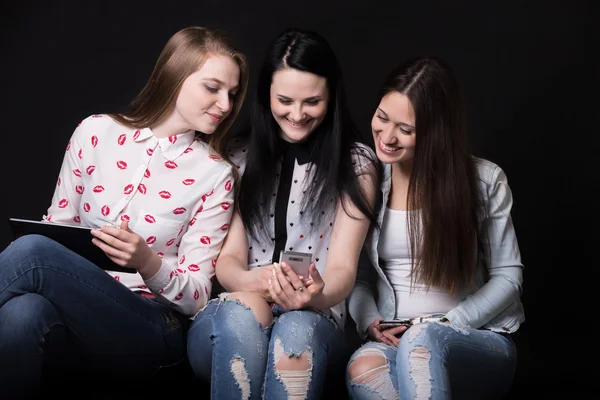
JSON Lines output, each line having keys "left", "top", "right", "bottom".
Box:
{"left": 230, "top": 357, "right": 251, "bottom": 400}
{"left": 347, "top": 348, "right": 399, "bottom": 400}
{"left": 273, "top": 337, "right": 312, "bottom": 399}
{"left": 409, "top": 346, "right": 432, "bottom": 399}
{"left": 220, "top": 292, "right": 273, "bottom": 328}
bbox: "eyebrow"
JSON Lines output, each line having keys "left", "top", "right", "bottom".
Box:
{"left": 205, "top": 78, "right": 239, "bottom": 91}
{"left": 377, "top": 108, "right": 415, "bottom": 129}
{"left": 277, "top": 94, "right": 323, "bottom": 101}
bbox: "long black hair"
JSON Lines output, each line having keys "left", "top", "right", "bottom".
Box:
{"left": 239, "top": 28, "right": 380, "bottom": 241}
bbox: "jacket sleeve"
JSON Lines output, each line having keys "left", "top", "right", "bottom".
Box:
{"left": 347, "top": 246, "right": 382, "bottom": 339}
{"left": 445, "top": 165, "right": 524, "bottom": 328}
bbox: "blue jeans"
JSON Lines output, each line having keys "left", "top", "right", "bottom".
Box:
{"left": 188, "top": 294, "right": 349, "bottom": 399}
{"left": 346, "top": 322, "right": 516, "bottom": 400}
{"left": 0, "top": 235, "right": 188, "bottom": 398}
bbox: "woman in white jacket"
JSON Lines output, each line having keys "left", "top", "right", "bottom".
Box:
{"left": 346, "top": 56, "right": 524, "bottom": 400}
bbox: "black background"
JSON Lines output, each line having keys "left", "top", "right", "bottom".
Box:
{"left": 0, "top": 0, "right": 590, "bottom": 394}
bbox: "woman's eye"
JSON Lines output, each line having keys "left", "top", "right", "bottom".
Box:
{"left": 400, "top": 128, "right": 414, "bottom": 135}
{"left": 377, "top": 115, "right": 389, "bottom": 122}
{"left": 278, "top": 99, "right": 292, "bottom": 105}
{"left": 204, "top": 85, "right": 218, "bottom": 93}
{"left": 305, "top": 100, "right": 319, "bottom": 106}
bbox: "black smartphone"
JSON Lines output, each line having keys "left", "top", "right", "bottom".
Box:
{"left": 379, "top": 319, "right": 412, "bottom": 330}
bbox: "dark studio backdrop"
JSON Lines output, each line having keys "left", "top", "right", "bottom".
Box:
{"left": 0, "top": 0, "right": 590, "bottom": 395}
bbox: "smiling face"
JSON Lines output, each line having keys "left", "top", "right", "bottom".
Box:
{"left": 174, "top": 54, "right": 240, "bottom": 135}
{"left": 371, "top": 91, "right": 416, "bottom": 167}
{"left": 269, "top": 68, "right": 329, "bottom": 143}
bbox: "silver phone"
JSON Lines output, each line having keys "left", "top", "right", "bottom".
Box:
{"left": 279, "top": 250, "right": 312, "bottom": 277}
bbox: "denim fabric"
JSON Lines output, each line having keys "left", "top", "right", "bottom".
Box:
{"left": 0, "top": 235, "right": 187, "bottom": 398}
{"left": 188, "top": 296, "right": 349, "bottom": 399}
{"left": 346, "top": 322, "right": 516, "bottom": 400}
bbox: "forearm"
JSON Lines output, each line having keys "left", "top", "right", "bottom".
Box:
{"left": 348, "top": 284, "right": 382, "bottom": 336}
{"left": 446, "top": 271, "right": 522, "bottom": 328}
{"left": 308, "top": 265, "right": 355, "bottom": 309}
{"left": 215, "top": 254, "right": 257, "bottom": 293}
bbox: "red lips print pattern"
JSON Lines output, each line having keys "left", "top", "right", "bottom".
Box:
{"left": 46, "top": 115, "right": 236, "bottom": 316}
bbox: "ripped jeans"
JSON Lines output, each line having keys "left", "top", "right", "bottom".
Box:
{"left": 187, "top": 294, "right": 349, "bottom": 399}
{"left": 346, "top": 322, "right": 516, "bottom": 400}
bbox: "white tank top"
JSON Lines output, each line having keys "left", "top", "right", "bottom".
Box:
{"left": 378, "top": 207, "right": 459, "bottom": 319}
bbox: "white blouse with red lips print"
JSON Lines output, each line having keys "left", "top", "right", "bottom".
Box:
{"left": 44, "top": 114, "right": 235, "bottom": 316}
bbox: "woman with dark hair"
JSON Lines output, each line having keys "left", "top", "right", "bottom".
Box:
{"left": 187, "top": 28, "right": 380, "bottom": 399}
{"left": 345, "top": 56, "right": 524, "bottom": 399}
{"left": 0, "top": 26, "right": 248, "bottom": 397}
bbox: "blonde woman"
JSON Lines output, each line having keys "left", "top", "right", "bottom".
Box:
{"left": 0, "top": 26, "right": 248, "bottom": 397}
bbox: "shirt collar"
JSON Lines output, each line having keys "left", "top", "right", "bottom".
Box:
{"left": 278, "top": 138, "right": 311, "bottom": 166}
{"left": 134, "top": 128, "right": 197, "bottom": 161}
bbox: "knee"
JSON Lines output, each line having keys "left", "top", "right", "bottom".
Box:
{"left": 272, "top": 336, "right": 312, "bottom": 371}
{"left": 269, "top": 311, "right": 325, "bottom": 371}
{"left": 0, "top": 294, "right": 60, "bottom": 338}
{"left": 5, "top": 234, "right": 55, "bottom": 258}
{"left": 347, "top": 348, "right": 399, "bottom": 400}
{"left": 222, "top": 291, "right": 273, "bottom": 328}
{"left": 270, "top": 336, "right": 312, "bottom": 398}
{"left": 347, "top": 351, "right": 388, "bottom": 382}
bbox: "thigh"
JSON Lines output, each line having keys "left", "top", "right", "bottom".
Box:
{"left": 0, "top": 235, "right": 186, "bottom": 373}
{"left": 396, "top": 322, "right": 517, "bottom": 399}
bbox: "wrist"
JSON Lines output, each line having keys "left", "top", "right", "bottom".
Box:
{"left": 307, "top": 291, "right": 326, "bottom": 309}
{"left": 138, "top": 253, "right": 162, "bottom": 279}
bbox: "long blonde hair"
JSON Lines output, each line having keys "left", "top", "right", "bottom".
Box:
{"left": 110, "top": 26, "right": 249, "bottom": 159}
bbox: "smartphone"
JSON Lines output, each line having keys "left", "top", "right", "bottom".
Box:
{"left": 379, "top": 319, "right": 412, "bottom": 330}
{"left": 279, "top": 250, "right": 312, "bottom": 278}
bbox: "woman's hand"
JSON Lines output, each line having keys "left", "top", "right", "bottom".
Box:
{"left": 268, "top": 262, "right": 324, "bottom": 310}
{"left": 91, "top": 220, "right": 161, "bottom": 276}
{"left": 367, "top": 318, "right": 408, "bottom": 347}
{"left": 247, "top": 264, "right": 275, "bottom": 302}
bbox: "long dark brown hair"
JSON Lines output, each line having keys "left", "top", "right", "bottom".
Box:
{"left": 109, "top": 26, "right": 249, "bottom": 160}
{"left": 380, "top": 56, "right": 482, "bottom": 295}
